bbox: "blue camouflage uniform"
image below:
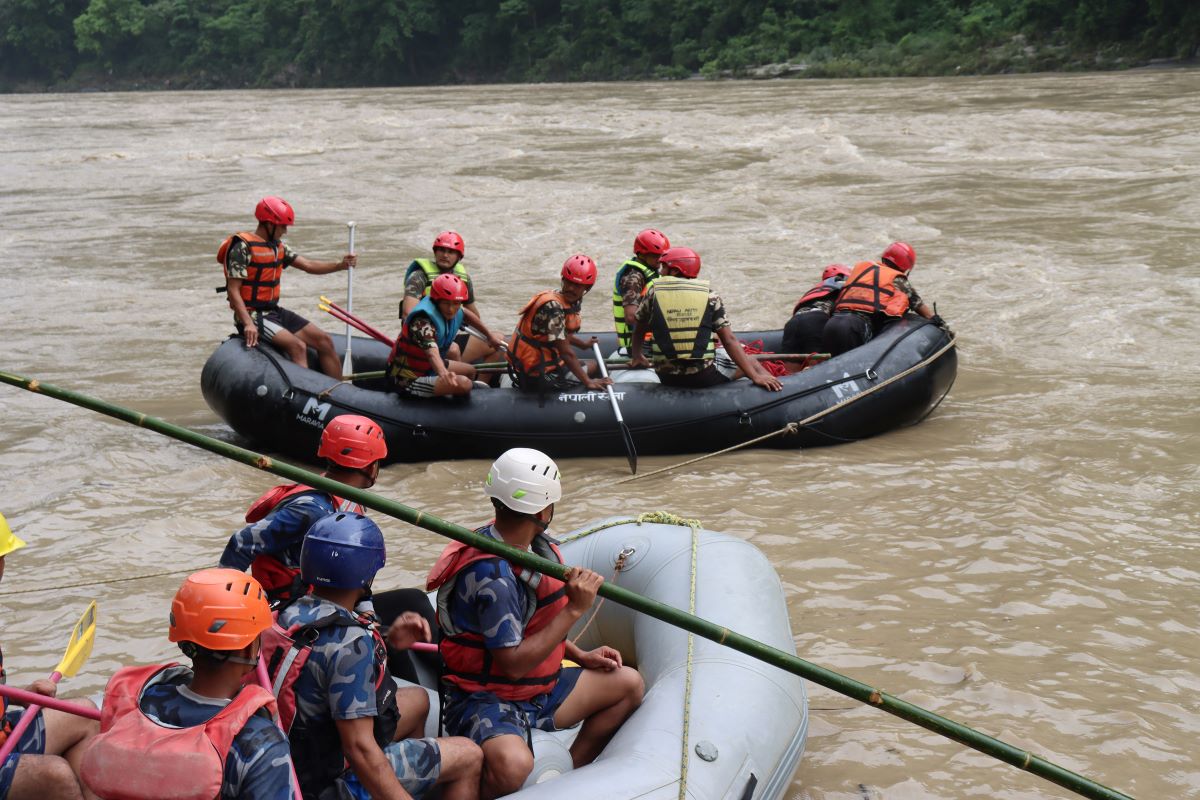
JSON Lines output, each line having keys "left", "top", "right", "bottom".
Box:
{"left": 220, "top": 492, "right": 339, "bottom": 573}
{"left": 0, "top": 642, "right": 48, "bottom": 800}
{"left": 277, "top": 595, "right": 441, "bottom": 799}
{"left": 439, "top": 524, "right": 582, "bottom": 745}
{"left": 137, "top": 666, "right": 294, "bottom": 800}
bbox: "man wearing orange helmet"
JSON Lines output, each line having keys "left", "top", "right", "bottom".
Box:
{"left": 506, "top": 255, "right": 612, "bottom": 393}
{"left": 821, "top": 241, "right": 946, "bottom": 357}
{"left": 219, "top": 196, "right": 357, "bottom": 379}
{"left": 780, "top": 263, "right": 851, "bottom": 373}
{"left": 628, "top": 247, "right": 782, "bottom": 391}
{"left": 220, "top": 414, "right": 387, "bottom": 602}
{"left": 612, "top": 228, "right": 670, "bottom": 352}
{"left": 1, "top": 514, "right": 99, "bottom": 800}
{"left": 388, "top": 273, "right": 489, "bottom": 398}
{"left": 401, "top": 231, "right": 503, "bottom": 364}
{"left": 80, "top": 569, "right": 294, "bottom": 799}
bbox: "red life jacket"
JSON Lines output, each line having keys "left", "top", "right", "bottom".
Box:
{"left": 0, "top": 643, "right": 10, "bottom": 749}
{"left": 243, "top": 484, "right": 362, "bottom": 599}
{"left": 834, "top": 261, "right": 911, "bottom": 317}
{"left": 217, "top": 232, "right": 286, "bottom": 311}
{"left": 426, "top": 528, "right": 569, "bottom": 701}
{"left": 792, "top": 278, "right": 843, "bottom": 314}
{"left": 507, "top": 291, "right": 567, "bottom": 384}
{"left": 79, "top": 664, "right": 276, "bottom": 800}
{"left": 257, "top": 605, "right": 399, "bottom": 798}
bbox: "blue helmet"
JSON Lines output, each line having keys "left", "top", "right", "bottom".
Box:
{"left": 300, "top": 513, "right": 386, "bottom": 590}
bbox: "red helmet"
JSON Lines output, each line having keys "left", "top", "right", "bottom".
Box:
{"left": 561, "top": 254, "right": 597, "bottom": 286}
{"left": 633, "top": 229, "right": 670, "bottom": 257}
{"left": 318, "top": 414, "right": 387, "bottom": 469}
{"left": 432, "top": 230, "right": 465, "bottom": 256}
{"left": 430, "top": 272, "right": 470, "bottom": 302}
{"left": 881, "top": 242, "right": 916, "bottom": 273}
{"left": 660, "top": 246, "right": 701, "bottom": 279}
{"left": 822, "top": 263, "right": 851, "bottom": 281}
{"left": 254, "top": 196, "right": 295, "bottom": 226}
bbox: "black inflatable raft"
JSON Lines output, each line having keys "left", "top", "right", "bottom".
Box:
{"left": 200, "top": 320, "right": 956, "bottom": 464}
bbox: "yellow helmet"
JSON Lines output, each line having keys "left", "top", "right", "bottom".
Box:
{"left": 0, "top": 512, "right": 28, "bottom": 557}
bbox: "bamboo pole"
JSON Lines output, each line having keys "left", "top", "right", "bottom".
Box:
{"left": 0, "top": 369, "right": 1133, "bottom": 800}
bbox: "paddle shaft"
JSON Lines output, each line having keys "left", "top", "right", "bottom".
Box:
{"left": 0, "top": 673, "right": 62, "bottom": 761}
{"left": 0, "top": 370, "right": 1134, "bottom": 800}
{"left": 342, "top": 222, "right": 355, "bottom": 375}
{"left": 592, "top": 342, "right": 637, "bottom": 474}
{"left": 321, "top": 304, "right": 394, "bottom": 348}
{"left": 0, "top": 683, "right": 100, "bottom": 722}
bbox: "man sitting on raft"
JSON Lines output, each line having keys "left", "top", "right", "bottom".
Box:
{"left": 426, "top": 448, "right": 644, "bottom": 799}
{"left": 628, "top": 247, "right": 782, "bottom": 391}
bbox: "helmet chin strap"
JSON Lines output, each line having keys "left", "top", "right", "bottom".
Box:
{"left": 532, "top": 504, "right": 555, "bottom": 533}
{"left": 225, "top": 654, "right": 260, "bottom": 667}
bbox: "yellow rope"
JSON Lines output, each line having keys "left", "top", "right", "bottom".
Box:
{"left": 557, "top": 510, "right": 704, "bottom": 543}
{"left": 607, "top": 333, "right": 958, "bottom": 487}
{"left": 678, "top": 517, "right": 701, "bottom": 800}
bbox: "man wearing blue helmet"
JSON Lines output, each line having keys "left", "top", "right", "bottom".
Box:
{"left": 267, "top": 512, "right": 482, "bottom": 800}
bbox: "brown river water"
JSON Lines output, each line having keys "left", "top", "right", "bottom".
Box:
{"left": 2, "top": 69, "right": 1199, "bottom": 799}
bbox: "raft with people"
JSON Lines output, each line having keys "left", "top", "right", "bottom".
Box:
{"left": 200, "top": 316, "right": 956, "bottom": 465}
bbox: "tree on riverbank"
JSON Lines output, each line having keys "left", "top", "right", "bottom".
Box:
{"left": 1, "top": 0, "right": 1196, "bottom": 90}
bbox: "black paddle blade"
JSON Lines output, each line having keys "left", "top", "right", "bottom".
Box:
{"left": 619, "top": 421, "right": 638, "bottom": 474}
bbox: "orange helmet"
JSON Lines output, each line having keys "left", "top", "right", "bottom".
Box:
{"left": 169, "top": 569, "right": 271, "bottom": 652}
{"left": 318, "top": 414, "right": 387, "bottom": 469}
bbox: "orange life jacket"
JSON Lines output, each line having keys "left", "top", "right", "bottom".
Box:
{"left": 426, "top": 528, "right": 569, "bottom": 701}
{"left": 217, "top": 232, "right": 286, "bottom": 310}
{"left": 507, "top": 291, "right": 567, "bottom": 383}
{"left": 834, "top": 261, "right": 911, "bottom": 317}
{"left": 80, "top": 664, "right": 276, "bottom": 800}
{"left": 244, "top": 484, "right": 363, "bottom": 600}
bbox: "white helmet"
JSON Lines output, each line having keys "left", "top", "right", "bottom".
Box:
{"left": 485, "top": 448, "right": 562, "bottom": 515}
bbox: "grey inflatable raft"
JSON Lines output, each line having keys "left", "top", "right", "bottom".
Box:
{"left": 410, "top": 516, "right": 809, "bottom": 800}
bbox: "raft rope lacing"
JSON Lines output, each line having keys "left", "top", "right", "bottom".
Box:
{"left": 600, "top": 332, "right": 958, "bottom": 488}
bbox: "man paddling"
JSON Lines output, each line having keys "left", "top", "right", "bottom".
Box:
{"left": 628, "top": 247, "right": 782, "bottom": 391}
{"left": 80, "top": 569, "right": 294, "bottom": 799}
{"left": 220, "top": 414, "right": 385, "bottom": 602}
{"left": 268, "top": 513, "right": 482, "bottom": 800}
{"left": 427, "top": 448, "right": 644, "bottom": 799}
{"left": 0, "top": 513, "right": 98, "bottom": 800}
{"left": 506, "top": 254, "right": 611, "bottom": 393}
{"left": 219, "top": 196, "right": 356, "bottom": 379}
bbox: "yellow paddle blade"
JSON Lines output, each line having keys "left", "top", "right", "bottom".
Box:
{"left": 54, "top": 601, "right": 97, "bottom": 679}
{"left": 319, "top": 295, "right": 333, "bottom": 305}
{"left": 319, "top": 304, "right": 332, "bottom": 312}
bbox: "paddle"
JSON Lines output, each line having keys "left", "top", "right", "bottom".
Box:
{"left": 342, "top": 221, "right": 356, "bottom": 376}
{"left": 464, "top": 325, "right": 507, "bottom": 352}
{"left": 592, "top": 342, "right": 638, "bottom": 474}
{"left": 319, "top": 296, "right": 394, "bottom": 346}
{"left": 0, "top": 600, "right": 97, "bottom": 762}
{"left": 0, "top": 684, "right": 100, "bottom": 721}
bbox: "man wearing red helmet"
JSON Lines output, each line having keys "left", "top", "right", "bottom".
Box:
{"left": 506, "top": 255, "right": 612, "bottom": 393}
{"left": 822, "top": 241, "right": 946, "bottom": 356}
{"left": 218, "top": 196, "right": 356, "bottom": 379}
{"left": 629, "top": 247, "right": 782, "bottom": 391}
{"left": 612, "top": 228, "right": 670, "bottom": 353}
{"left": 401, "top": 231, "right": 503, "bottom": 364}
{"left": 388, "top": 273, "right": 485, "bottom": 399}
{"left": 219, "top": 414, "right": 387, "bottom": 602}
{"left": 780, "top": 263, "right": 851, "bottom": 372}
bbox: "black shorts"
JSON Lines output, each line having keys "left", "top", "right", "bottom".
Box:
{"left": 657, "top": 364, "right": 732, "bottom": 388}
{"left": 236, "top": 306, "right": 311, "bottom": 338}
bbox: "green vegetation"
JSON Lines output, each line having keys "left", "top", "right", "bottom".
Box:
{"left": 1, "top": 0, "right": 1196, "bottom": 90}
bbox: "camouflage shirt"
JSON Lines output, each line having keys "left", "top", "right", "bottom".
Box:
{"left": 139, "top": 666, "right": 294, "bottom": 800}
{"left": 618, "top": 267, "right": 652, "bottom": 308}
{"left": 444, "top": 524, "right": 534, "bottom": 649}
{"left": 223, "top": 238, "right": 298, "bottom": 281}
{"left": 635, "top": 285, "right": 731, "bottom": 376}
{"left": 526, "top": 298, "right": 568, "bottom": 343}
{"left": 219, "top": 491, "right": 339, "bottom": 572}
{"left": 405, "top": 312, "right": 441, "bottom": 352}
{"left": 403, "top": 262, "right": 475, "bottom": 305}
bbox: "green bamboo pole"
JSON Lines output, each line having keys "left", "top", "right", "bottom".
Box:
{"left": 0, "top": 369, "right": 1133, "bottom": 800}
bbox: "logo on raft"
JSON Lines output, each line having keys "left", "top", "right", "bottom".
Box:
{"left": 557, "top": 391, "right": 625, "bottom": 403}
{"left": 297, "top": 397, "right": 332, "bottom": 427}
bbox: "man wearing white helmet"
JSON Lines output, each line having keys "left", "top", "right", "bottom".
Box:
{"left": 426, "top": 449, "right": 644, "bottom": 799}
